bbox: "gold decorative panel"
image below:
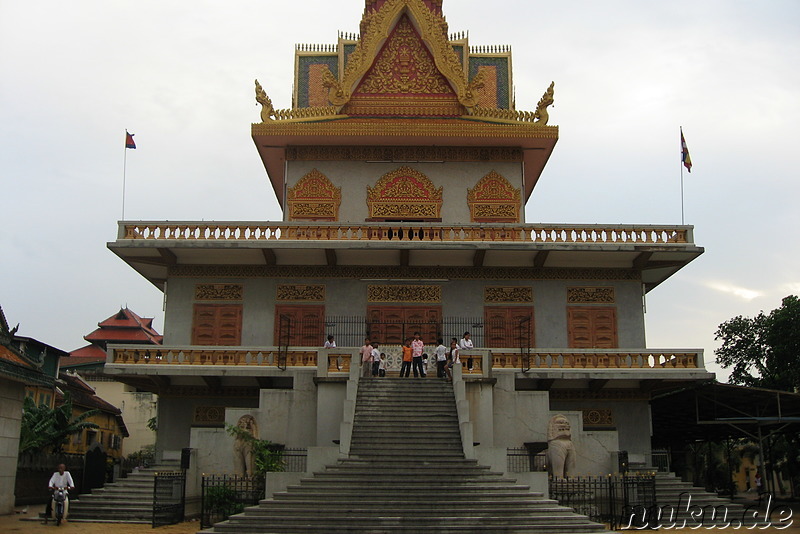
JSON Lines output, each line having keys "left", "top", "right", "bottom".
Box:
{"left": 285, "top": 146, "right": 523, "bottom": 162}
{"left": 174, "top": 265, "right": 640, "bottom": 282}
{"left": 343, "top": 14, "right": 462, "bottom": 117}
{"left": 467, "top": 171, "right": 521, "bottom": 223}
{"left": 287, "top": 169, "right": 341, "bottom": 221}
{"left": 567, "top": 287, "right": 615, "bottom": 304}
{"left": 367, "top": 166, "right": 442, "bottom": 220}
{"left": 277, "top": 284, "right": 326, "bottom": 302}
{"left": 193, "top": 406, "right": 225, "bottom": 425}
{"left": 195, "top": 284, "right": 243, "bottom": 301}
{"left": 484, "top": 286, "right": 533, "bottom": 303}
{"left": 583, "top": 409, "right": 614, "bottom": 428}
{"left": 368, "top": 285, "right": 441, "bottom": 303}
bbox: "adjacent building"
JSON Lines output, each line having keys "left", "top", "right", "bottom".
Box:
{"left": 0, "top": 306, "right": 60, "bottom": 514}
{"left": 60, "top": 308, "right": 160, "bottom": 456}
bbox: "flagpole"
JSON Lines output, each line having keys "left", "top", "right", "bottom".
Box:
{"left": 122, "top": 130, "right": 128, "bottom": 221}
{"left": 680, "top": 126, "right": 685, "bottom": 225}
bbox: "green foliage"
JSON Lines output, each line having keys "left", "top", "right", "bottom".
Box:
{"left": 146, "top": 416, "right": 157, "bottom": 432}
{"left": 714, "top": 295, "right": 800, "bottom": 392}
{"left": 19, "top": 392, "right": 100, "bottom": 454}
{"left": 204, "top": 485, "right": 245, "bottom": 516}
{"left": 225, "top": 424, "right": 284, "bottom": 476}
{"left": 715, "top": 296, "right": 800, "bottom": 496}
{"left": 126, "top": 444, "right": 155, "bottom": 466}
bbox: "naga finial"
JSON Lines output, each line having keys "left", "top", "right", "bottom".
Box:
{"left": 321, "top": 66, "right": 349, "bottom": 107}
{"left": 461, "top": 70, "right": 487, "bottom": 113}
{"left": 255, "top": 79, "right": 275, "bottom": 122}
{"left": 534, "top": 81, "right": 555, "bottom": 125}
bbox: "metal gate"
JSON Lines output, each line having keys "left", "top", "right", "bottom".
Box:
{"left": 83, "top": 445, "right": 107, "bottom": 493}
{"left": 152, "top": 471, "right": 186, "bottom": 528}
{"left": 276, "top": 314, "right": 290, "bottom": 370}
{"left": 519, "top": 316, "right": 532, "bottom": 372}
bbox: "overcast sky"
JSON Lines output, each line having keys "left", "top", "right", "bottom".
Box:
{"left": 2, "top": 1, "right": 798, "bottom": 381}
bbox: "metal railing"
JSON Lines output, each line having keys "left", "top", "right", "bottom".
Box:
{"left": 506, "top": 448, "right": 547, "bottom": 472}
{"left": 549, "top": 474, "right": 656, "bottom": 530}
{"left": 281, "top": 448, "right": 308, "bottom": 472}
{"left": 201, "top": 474, "right": 264, "bottom": 529}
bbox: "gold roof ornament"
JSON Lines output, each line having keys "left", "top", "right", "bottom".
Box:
{"left": 251, "top": 0, "right": 560, "bottom": 203}
{"left": 534, "top": 81, "right": 555, "bottom": 125}
{"left": 254, "top": 79, "right": 275, "bottom": 123}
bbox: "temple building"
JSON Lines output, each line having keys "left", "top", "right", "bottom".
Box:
{"left": 105, "top": 0, "right": 711, "bottom": 489}
{"left": 60, "top": 308, "right": 161, "bottom": 456}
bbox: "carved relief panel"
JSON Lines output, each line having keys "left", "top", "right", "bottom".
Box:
{"left": 367, "top": 166, "right": 442, "bottom": 220}
{"left": 287, "top": 169, "right": 341, "bottom": 221}
{"left": 467, "top": 170, "right": 521, "bottom": 223}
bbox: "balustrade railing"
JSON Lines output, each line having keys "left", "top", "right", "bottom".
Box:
{"left": 491, "top": 351, "right": 701, "bottom": 370}
{"left": 108, "top": 346, "right": 700, "bottom": 370}
{"left": 119, "top": 222, "right": 692, "bottom": 245}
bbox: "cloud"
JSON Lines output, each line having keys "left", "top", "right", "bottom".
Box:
{"left": 707, "top": 282, "right": 764, "bottom": 301}
{"left": 780, "top": 283, "right": 800, "bottom": 296}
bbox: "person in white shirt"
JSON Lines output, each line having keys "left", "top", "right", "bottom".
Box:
{"left": 378, "top": 352, "right": 387, "bottom": 377}
{"left": 434, "top": 338, "right": 450, "bottom": 380}
{"left": 324, "top": 334, "right": 336, "bottom": 348}
{"left": 458, "top": 331, "right": 474, "bottom": 371}
{"left": 47, "top": 463, "right": 75, "bottom": 520}
{"left": 371, "top": 342, "right": 382, "bottom": 377}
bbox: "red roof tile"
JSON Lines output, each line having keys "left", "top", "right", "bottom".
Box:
{"left": 0, "top": 345, "right": 35, "bottom": 369}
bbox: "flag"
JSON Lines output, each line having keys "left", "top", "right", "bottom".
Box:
{"left": 125, "top": 131, "right": 136, "bottom": 149}
{"left": 681, "top": 128, "right": 692, "bottom": 173}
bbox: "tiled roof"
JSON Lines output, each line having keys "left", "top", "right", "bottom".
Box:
{"left": 57, "top": 372, "right": 122, "bottom": 415}
{"left": 0, "top": 345, "right": 35, "bottom": 369}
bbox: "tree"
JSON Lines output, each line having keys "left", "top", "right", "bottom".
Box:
{"left": 714, "top": 295, "right": 800, "bottom": 392}
{"left": 19, "top": 392, "right": 100, "bottom": 454}
{"left": 715, "top": 295, "right": 800, "bottom": 497}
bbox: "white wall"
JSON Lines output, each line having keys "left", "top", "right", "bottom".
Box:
{"left": 0, "top": 380, "right": 24, "bottom": 514}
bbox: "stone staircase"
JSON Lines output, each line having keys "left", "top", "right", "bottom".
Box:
{"left": 649, "top": 471, "right": 752, "bottom": 527}
{"left": 68, "top": 464, "right": 176, "bottom": 523}
{"left": 203, "top": 377, "right": 608, "bottom": 533}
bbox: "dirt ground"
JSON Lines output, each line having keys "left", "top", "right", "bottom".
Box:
{"left": 0, "top": 504, "right": 199, "bottom": 534}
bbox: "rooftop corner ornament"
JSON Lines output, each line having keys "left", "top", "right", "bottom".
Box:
{"left": 534, "top": 81, "right": 555, "bottom": 125}
{"left": 255, "top": 79, "right": 275, "bottom": 122}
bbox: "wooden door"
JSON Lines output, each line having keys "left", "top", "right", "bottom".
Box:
{"left": 366, "top": 306, "right": 442, "bottom": 345}
{"left": 274, "top": 305, "right": 325, "bottom": 347}
{"left": 484, "top": 307, "right": 535, "bottom": 348}
{"left": 567, "top": 307, "right": 618, "bottom": 348}
{"left": 192, "top": 304, "right": 243, "bottom": 345}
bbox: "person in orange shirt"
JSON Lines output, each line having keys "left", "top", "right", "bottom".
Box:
{"left": 400, "top": 338, "right": 413, "bottom": 377}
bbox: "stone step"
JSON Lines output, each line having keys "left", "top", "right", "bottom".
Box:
{"left": 209, "top": 521, "right": 605, "bottom": 534}
{"left": 203, "top": 377, "right": 607, "bottom": 534}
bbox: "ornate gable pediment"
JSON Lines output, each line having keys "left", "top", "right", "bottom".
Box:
{"left": 330, "top": 0, "right": 475, "bottom": 115}
{"left": 367, "top": 166, "right": 442, "bottom": 220}
{"left": 467, "top": 170, "right": 521, "bottom": 222}
{"left": 344, "top": 14, "right": 460, "bottom": 117}
{"left": 287, "top": 169, "right": 342, "bottom": 221}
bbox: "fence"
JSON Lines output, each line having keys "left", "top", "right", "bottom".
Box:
{"left": 549, "top": 474, "right": 656, "bottom": 530}
{"left": 152, "top": 471, "right": 186, "bottom": 528}
{"left": 282, "top": 315, "right": 532, "bottom": 354}
{"left": 15, "top": 453, "right": 87, "bottom": 505}
{"left": 281, "top": 448, "right": 308, "bottom": 472}
{"left": 201, "top": 475, "right": 265, "bottom": 528}
{"left": 506, "top": 448, "right": 547, "bottom": 472}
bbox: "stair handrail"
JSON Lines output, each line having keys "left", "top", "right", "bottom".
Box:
{"left": 452, "top": 364, "right": 476, "bottom": 459}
